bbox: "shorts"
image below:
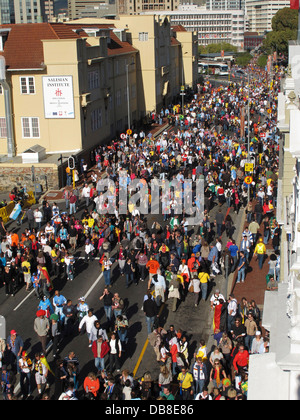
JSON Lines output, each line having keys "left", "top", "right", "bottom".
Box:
{"left": 35, "top": 372, "right": 47, "bottom": 385}
{"left": 69, "top": 237, "right": 77, "bottom": 246}
{"left": 24, "top": 273, "right": 31, "bottom": 284}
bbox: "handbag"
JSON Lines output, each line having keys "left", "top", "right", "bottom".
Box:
{"left": 188, "top": 282, "right": 194, "bottom": 293}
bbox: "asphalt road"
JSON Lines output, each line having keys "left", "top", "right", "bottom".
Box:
{"left": 0, "top": 192, "right": 245, "bottom": 400}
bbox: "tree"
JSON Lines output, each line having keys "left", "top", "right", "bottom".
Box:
{"left": 257, "top": 54, "right": 268, "bottom": 68}
{"left": 262, "top": 7, "right": 298, "bottom": 54}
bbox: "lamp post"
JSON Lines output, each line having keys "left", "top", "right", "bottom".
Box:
{"left": 0, "top": 56, "right": 15, "bottom": 158}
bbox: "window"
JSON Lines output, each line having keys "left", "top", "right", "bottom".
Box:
{"left": 88, "top": 70, "right": 100, "bottom": 90}
{"left": 21, "top": 117, "right": 40, "bottom": 138}
{"left": 20, "top": 77, "right": 35, "bottom": 94}
{"left": 0, "top": 118, "right": 7, "bottom": 137}
{"left": 91, "top": 108, "right": 102, "bottom": 131}
{"left": 138, "top": 32, "right": 149, "bottom": 42}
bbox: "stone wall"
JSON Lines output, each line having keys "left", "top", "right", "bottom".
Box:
{"left": 0, "top": 163, "right": 59, "bottom": 193}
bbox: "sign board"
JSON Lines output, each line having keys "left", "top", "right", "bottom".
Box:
{"left": 43, "top": 76, "right": 75, "bottom": 119}
{"left": 244, "top": 176, "right": 253, "bottom": 185}
{"left": 181, "top": 85, "right": 185, "bottom": 92}
{"left": 245, "top": 163, "right": 254, "bottom": 172}
{"left": 126, "top": 129, "right": 132, "bottom": 136}
{"left": 120, "top": 133, "right": 126, "bottom": 140}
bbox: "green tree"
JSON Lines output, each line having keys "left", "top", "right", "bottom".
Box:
{"left": 262, "top": 7, "right": 298, "bottom": 54}
{"left": 235, "top": 52, "right": 252, "bottom": 67}
{"left": 257, "top": 54, "right": 268, "bottom": 68}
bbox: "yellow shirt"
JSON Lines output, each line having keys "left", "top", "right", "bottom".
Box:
{"left": 198, "top": 272, "right": 210, "bottom": 284}
{"left": 22, "top": 261, "right": 31, "bottom": 274}
{"left": 177, "top": 372, "right": 193, "bottom": 389}
{"left": 254, "top": 242, "right": 266, "bottom": 255}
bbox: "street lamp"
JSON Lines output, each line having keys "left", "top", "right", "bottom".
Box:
{"left": 126, "top": 59, "right": 135, "bottom": 131}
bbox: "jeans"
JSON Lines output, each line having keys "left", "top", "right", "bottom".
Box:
{"left": 257, "top": 254, "right": 264, "bottom": 270}
{"left": 103, "top": 269, "right": 111, "bottom": 286}
{"left": 194, "top": 379, "right": 205, "bottom": 395}
{"left": 95, "top": 357, "right": 105, "bottom": 372}
{"left": 146, "top": 316, "right": 155, "bottom": 335}
{"left": 20, "top": 371, "right": 31, "bottom": 396}
{"left": 126, "top": 273, "right": 134, "bottom": 287}
{"left": 237, "top": 267, "right": 246, "bottom": 283}
{"left": 104, "top": 305, "right": 112, "bottom": 321}
{"left": 70, "top": 203, "right": 76, "bottom": 215}
{"left": 201, "top": 283, "right": 208, "bottom": 301}
{"left": 117, "top": 329, "right": 128, "bottom": 345}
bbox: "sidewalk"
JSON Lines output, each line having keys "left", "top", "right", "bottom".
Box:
{"left": 231, "top": 208, "right": 275, "bottom": 313}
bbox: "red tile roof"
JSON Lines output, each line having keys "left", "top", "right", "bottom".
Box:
{"left": 0, "top": 22, "right": 137, "bottom": 70}
{"left": 171, "top": 25, "right": 187, "bottom": 33}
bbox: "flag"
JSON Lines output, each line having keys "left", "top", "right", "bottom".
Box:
{"left": 290, "top": 0, "right": 299, "bottom": 9}
{"left": 9, "top": 203, "right": 22, "bottom": 220}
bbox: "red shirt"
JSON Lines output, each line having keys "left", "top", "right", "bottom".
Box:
{"left": 233, "top": 350, "right": 249, "bottom": 371}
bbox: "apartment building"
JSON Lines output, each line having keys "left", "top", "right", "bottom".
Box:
{"left": 0, "top": 16, "right": 194, "bottom": 156}
{"left": 206, "top": 0, "right": 245, "bottom": 9}
{"left": 0, "top": 22, "right": 138, "bottom": 156}
{"left": 118, "top": 0, "right": 180, "bottom": 15}
{"left": 68, "top": 0, "right": 118, "bottom": 20}
{"left": 245, "top": 0, "right": 290, "bottom": 35}
{"left": 142, "top": 4, "right": 245, "bottom": 48}
{"left": 77, "top": 15, "right": 197, "bottom": 114}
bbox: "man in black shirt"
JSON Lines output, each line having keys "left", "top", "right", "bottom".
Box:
{"left": 143, "top": 291, "right": 158, "bottom": 335}
{"left": 100, "top": 287, "right": 114, "bottom": 326}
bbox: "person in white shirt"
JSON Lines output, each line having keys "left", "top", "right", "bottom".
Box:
{"left": 108, "top": 333, "right": 122, "bottom": 373}
{"left": 34, "top": 208, "right": 43, "bottom": 230}
{"left": 79, "top": 310, "right": 98, "bottom": 347}
{"left": 227, "top": 294, "right": 238, "bottom": 331}
{"left": 81, "top": 183, "right": 91, "bottom": 207}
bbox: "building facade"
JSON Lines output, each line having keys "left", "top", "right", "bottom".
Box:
{"left": 118, "top": 0, "right": 180, "bottom": 15}
{"left": 206, "top": 0, "right": 244, "bottom": 10}
{"left": 247, "top": 42, "right": 300, "bottom": 401}
{"left": 142, "top": 4, "right": 245, "bottom": 48}
{"left": 245, "top": 0, "right": 290, "bottom": 35}
{"left": 0, "top": 17, "right": 194, "bottom": 157}
{"left": 68, "top": 0, "right": 118, "bottom": 20}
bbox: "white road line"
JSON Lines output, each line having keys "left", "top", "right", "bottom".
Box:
{"left": 13, "top": 289, "right": 35, "bottom": 311}
{"left": 84, "top": 272, "right": 103, "bottom": 300}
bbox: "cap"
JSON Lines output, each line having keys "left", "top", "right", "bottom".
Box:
{"left": 10, "top": 330, "right": 17, "bottom": 335}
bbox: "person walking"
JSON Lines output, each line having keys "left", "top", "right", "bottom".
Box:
{"left": 99, "top": 287, "right": 114, "bottom": 326}
{"left": 253, "top": 238, "right": 267, "bottom": 270}
{"left": 34, "top": 310, "right": 50, "bottom": 355}
{"left": 143, "top": 291, "right": 159, "bottom": 335}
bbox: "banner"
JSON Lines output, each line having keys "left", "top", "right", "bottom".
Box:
{"left": 42, "top": 76, "right": 75, "bottom": 119}
{"left": 290, "top": 0, "right": 299, "bottom": 9}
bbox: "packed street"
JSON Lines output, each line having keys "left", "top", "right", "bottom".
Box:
{"left": 0, "top": 59, "right": 282, "bottom": 401}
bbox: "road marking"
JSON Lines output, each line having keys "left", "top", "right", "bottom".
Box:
{"left": 133, "top": 337, "right": 149, "bottom": 378}
{"left": 13, "top": 289, "right": 35, "bottom": 311}
{"left": 132, "top": 301, "right": 165, "bottom": 378}
{"left": 84, "top": 272, "right": 103, "bottom": 299}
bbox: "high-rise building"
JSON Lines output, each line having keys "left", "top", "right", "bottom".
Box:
{"left": 206, "top": 0, "right": 245, "bottom": 9}
{"left": 68, "top": 0, "right": 118, "bottom": 20}
{"left": 245, "top": 0, "right": 290, "bottom": 35}
{"left": 143, "top": 3, "right": 245, "bottom": 48}
{"left": 0, "top": 0, "right": 15, "bottom": 23}
{"left": 118, "top": 0, "right": 180, "bottom": 15}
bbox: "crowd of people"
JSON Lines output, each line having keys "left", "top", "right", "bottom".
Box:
{"left": 0, "top": 58, "right": 283, "bottom": 400}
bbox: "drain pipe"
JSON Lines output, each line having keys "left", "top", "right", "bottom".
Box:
{"left": 0, "top": 56, "right": 15, "bottom": 158}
